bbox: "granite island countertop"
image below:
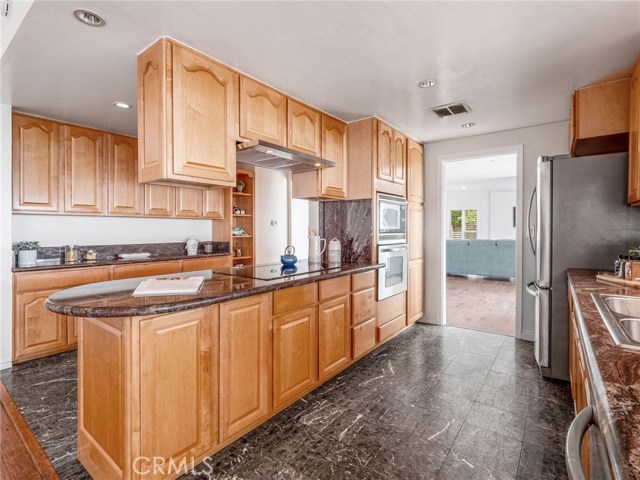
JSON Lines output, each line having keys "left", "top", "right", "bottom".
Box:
{"left": 46, "top": 262, "right": 383, "bottom": 318}
{"left": 567, "top": 269, "right": 640, "bottom": 480}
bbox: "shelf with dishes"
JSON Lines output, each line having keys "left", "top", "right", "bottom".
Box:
{"left": 232, "top": 170, "right": 255, "bottom": 266}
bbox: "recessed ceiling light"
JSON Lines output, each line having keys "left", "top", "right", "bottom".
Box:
{"left": 461, "top": 122, "right": 476, "bottom": 128}
{"left": 73, "top": 9, "right": 106, "bottom": 27}
{"left": 418, "top": 79, "right": 437, "bottom": 89}
{"left": 113, "top": 101, "right": 132, "bottom": 109}
{"left": 461, "top": 186, "right": 467, "bottom": 190}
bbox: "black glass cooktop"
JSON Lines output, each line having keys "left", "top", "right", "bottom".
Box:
{"left": 212, "top": 261, "right": 341, "bottom": 281}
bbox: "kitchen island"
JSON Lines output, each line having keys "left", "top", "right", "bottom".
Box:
{"left": 46, "top": 262, "right": 386, "bottom": 480}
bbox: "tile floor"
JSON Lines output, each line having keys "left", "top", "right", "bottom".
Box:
{"left": 1, "top": 324, "right": 572, "bottom": 480}
{"left": 446, "top": 276, "right": 517, "bottom": 336}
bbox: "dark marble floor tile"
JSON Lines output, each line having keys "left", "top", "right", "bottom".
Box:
{"left": 453, "top": 351, "right": 498, "bottom": 369}
{"left": 475, "top": 384, "right": 531, "bottom": 416}
{"left": 523, "top": 418, "right": 569, "bottom": 455}
{"left": 518, "top": 441, "right": 568, "bottom": 480}
{"left": 494, "top": 347, "right": 538, "bottom": 367}
{"left": 412, "top": 390, "right": 475, "bottom": 420}
{"left": 491, "top": 358, "right": 539, "bottom": 378}
{"left": 527, "top": 395, "right": 575, "bottom": 426}
{"left": 529, "top": 376, "right": 572, "bottom": 402}
{"left": 429, "top": 374, "right": 484, "bottom": 402}
{"left": 443, "top": 361, "right": 490, "bottom": 384}
{"left": 465, "top": 402, "right": 526, "bottom": 441}
{"left": 449, "top": 423, "right": 522, "bottom": 477}
{"left": 500, "top": 337, "right": 534, "bottom": 354}
{"left": 437, "top": 451, "right": 517, "bottom": 480}
{"left": 483, "top": 370, "right": 532, "bottom": 395}
{"left": 392, "top": 404, "right": 464, "bottom": 450}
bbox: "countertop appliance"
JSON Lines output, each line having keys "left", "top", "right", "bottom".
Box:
{"left": 526, "top": 152, "right": 640, "bottom": 380}
{"left": 377, "top": 193, "right": 407, "bottom": 245}
{"left": 236, "top": 139, "right": 336, "bottom": 173}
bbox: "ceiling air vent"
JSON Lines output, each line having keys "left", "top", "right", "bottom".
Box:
{"left": 431, "top": 102, "right": 471, "bottom": 118}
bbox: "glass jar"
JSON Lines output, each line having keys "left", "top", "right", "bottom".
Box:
{"left": 615, "top": 255, "right": 624, "bottom": 278}
{"left": 64, "top": 245, "right": 79, "bottom": 263}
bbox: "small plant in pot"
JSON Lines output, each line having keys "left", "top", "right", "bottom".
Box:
{"left": 236, "top": 179, "right": 245, "bottom": 193}
{"left": 16, "top": 241, "right": 40, "bottom": 267}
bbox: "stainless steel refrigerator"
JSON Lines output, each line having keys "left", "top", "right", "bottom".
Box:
{"left": 527, "top": 152, "right": 640, "bottom": 381}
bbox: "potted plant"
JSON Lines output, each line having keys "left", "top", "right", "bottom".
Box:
{"left": 16, "top": 241, "right": 40, "bottom": 267}
{"left": 236, "top": 179, "right": 245, "bottom": 193}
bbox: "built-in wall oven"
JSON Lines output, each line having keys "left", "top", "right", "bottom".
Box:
{"left": 377, "top": 193, "right": 408, "bottom": 300}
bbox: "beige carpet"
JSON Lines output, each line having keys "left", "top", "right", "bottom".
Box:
{"left": 446, "top": 276, "right": 516, "bottom": 336}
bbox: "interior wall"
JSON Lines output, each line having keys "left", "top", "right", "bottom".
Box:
{"left": 254, "top": 167, "right": 289, "bottom": 264}
{"left": 1, "top": 105, "right": 13, "bottom": 368}
{"left": 490, "top": 191, "right": 517, "bottom": 240}
{"left": 12, "top": 215, "right": 214, "bottom": 246}
{"left": 425, "top": 121, "right": 569, "bottom": 339}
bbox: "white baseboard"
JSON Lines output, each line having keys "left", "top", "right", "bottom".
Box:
{"left": 0, "top": 359, "right": 12, "bottom": 370}
{"left": 520, "top": 330, "right": 535, "bottom": 342}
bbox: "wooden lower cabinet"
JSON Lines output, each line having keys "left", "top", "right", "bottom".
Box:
{"left": 352, "top": 317, "right": 376, "bottom": 359}
{"left": 318, "top": 295, "right": 351, "bottom": 381}
{"left": 14, "top": 289, "right": 68, "bottom": 361}
{"left": 273, "top": 306, "right": 317, "bottom": 409}
{"left": 67, "top": 317, "right": 79, "bottom": 346}
{"left": 139, "top": 308, "right": 217, "bottom": 472}
{"left": 219, "top": 294, "right": 271, "bottom": 442}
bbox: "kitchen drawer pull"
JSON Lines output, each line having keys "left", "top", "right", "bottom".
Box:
{"left": 566, "top": 405, "right": 593, "bottom": 480}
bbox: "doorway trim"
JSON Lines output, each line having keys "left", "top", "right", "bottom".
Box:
{"left": 437, "top": 145, "right": 524, "bottom": 339}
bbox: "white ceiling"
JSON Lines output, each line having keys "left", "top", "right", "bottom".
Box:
{"left": 2, "top": 1, "right": 639, "bottom": 141}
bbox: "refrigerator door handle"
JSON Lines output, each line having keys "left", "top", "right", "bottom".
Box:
{"left": 536, "top": 156, "right": 553, "bottom": 288}
{"left": 527, "top": 187, "right": 537, "bottom": 254}
{"left": 526, "top": 281, "right": 539, "bottom": 297}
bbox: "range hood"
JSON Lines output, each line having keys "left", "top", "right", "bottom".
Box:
{"left": 236, "top": 140, "right": 336, "bottom": 173}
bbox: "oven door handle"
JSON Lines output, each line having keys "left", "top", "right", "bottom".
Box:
{"left": 379, "top": 246, "right": 408, "bottom": 253}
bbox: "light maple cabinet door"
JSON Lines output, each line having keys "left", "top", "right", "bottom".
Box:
{"left": 408, "top": 202, "right": 424, "bottom": 262}
{"left": 203, "top": 188, "right": 226, "bottom": 219}
{"left": 240, "top": 76, "right": 287, "bottom": 146}
{"left": 219, "top": 294, "right": 271, "bottom": 441}
{"left": 12, "top": 113, "right": 60, "bottom": 213}
{"left": 14, "top": 289, "right": 67, "bottom": 361}
{"left": 320, "top": 115, "right": 348, "bottom": 198}
{"left": 407, "top": 139, "right": 424, "bottom": 204}
{"left": 273, "top": 306, "right": 317, "bottom": 409}
{"left": 139, "top": 308, "right": 216, "bottom": 467}
{"left": 67, "top": 317, "right": 78, "bottom": 346}
{"left": 288, "top": 99, "right": 321, "bottom": 157}
{"left": 629, "top": 61, "right": 640, "bottom": 205}
{"left": 144, "top": 184, "right": 175, "bottom": 217}
{"left": 318, "top": 295, "right": 351, "bottom": 381}
{"left": 408, "top": 259, "right": 424, "bottom": 325}
{"left": 377, "top": 120, "right": 394, "bottom": 182}
{"left": 392, "top": 130, "right": 407, "bottom": 185}
{"left": 175, "top": 187, "right": 204, "bottom": 218}
{"left": 64, "top": 125, "right": 105, "bottom": 214}
{"left": 107, "top": 133, "right": 142, "bottom": 215}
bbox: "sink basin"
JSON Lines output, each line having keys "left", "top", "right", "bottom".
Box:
{"left": 604, "top": 295, "right": 640, "bottom": 317}
{"left": 592, "top": 294, "right": 640, "bottom": 351}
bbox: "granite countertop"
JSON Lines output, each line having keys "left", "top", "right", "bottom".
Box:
{"left": 567, "top": 269, "right": 640, "bottom": 480}
{"left": 12, "top": 252, "right": 230, "bottom": 273}
{"left": 45, "top": 262, "right": 383, "bottom": 318}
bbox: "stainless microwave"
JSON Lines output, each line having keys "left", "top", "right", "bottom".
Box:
{"left": 377, "top": 193, "right": 407, "bottom": 245}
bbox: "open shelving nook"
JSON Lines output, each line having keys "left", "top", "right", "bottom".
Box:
{"left": 232, "top": 169, "right": 255, "bottom": 266}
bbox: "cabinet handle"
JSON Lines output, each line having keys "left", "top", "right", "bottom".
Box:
{"left": 566, "top": 405, "right": 594, "bottom": 480}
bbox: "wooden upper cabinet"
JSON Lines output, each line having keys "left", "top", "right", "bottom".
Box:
{"left": 408, "top": 202, "right": 424, "bottom": 262}
{"left": 64, "top": 125, "right": 104, "bottom": 214}
{"left": 12, "top": 113, "right": 60, "bottom": 213}
{"left": 629, "top": 61, "right": 640, "bottom": 205}
{"left": 240, "top": 76, "right": 287, "bottom": 146}
{"left": 572, "top": 77, "right": 631, "bottom": 156}
{"left": 107, "top": 134, "right": 142, "bottom": 215}
{"left": 138, "top": 38, "right": 238, "bottom": 187}
{"left": 175, "top": 187, "right": 204, "bottom": 218}
{"left": 392, "top": 130, "right": 407, "bottom": 185}
{"left": 377, "top": 121, "right": 394, "bottom": 182}
{"left": 408, "top": 259, "right": 424, "bottom": 325}
{"left": 407, "top": 139, "right": 424, "bottom": 204}
{"left": 219, "top": 294, "right": 271, "bottom": 441}
{"left": 144, "top": 184, "right": 175, "bottom": 217}
{"left": 320, "top": 115, "right": 348, "bottom": 198}
{"left": 203, "top": 188, "right": 226, "bottom": 219}
{"left": 288, "top": 99, "right": 321, "bottom": 157}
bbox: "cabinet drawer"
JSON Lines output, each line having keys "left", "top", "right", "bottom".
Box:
{"left": 182, "top": 256, "right": 231, "bottom": 272}
{"left": 352, "top": 288, "right": 376, "bottom": 326}
{"left": 14, "top": 267, "right": 110, "bottom": 293}
{"left": 273, "top": 283, "right": 317, "bottom": 316}
{"left": 352, "top": 270, "right": 375, "bottom": 292}
{"left": 112, "top": 260, "right": 182, "bottom": 280}
{"left": 319, "top": 276, "right": 350, "bottom": 302}
{"left": 377, "top": 292, "right": 406, "bottom": 326}
{"left": 377, "top": 315, "right": 406, "bottom": 343}
{"left": 352, "top": 317, "right": 376, "bottom": 359}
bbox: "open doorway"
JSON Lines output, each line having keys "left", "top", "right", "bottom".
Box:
{"left": 443, "top": 153, "right": 518, "bottom": 336}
